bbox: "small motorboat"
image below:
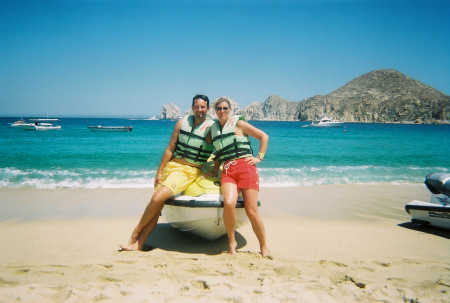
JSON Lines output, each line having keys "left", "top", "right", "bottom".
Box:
{"left": 10, "top": 119, "right": 34, "bottom": 128}
{"left": 88, "top": 125, "right": 133, "bottom": 132}
{"left": 163, "top": 176, "right": 259, "bottom": 241}
{"left": 23, "top": 119, "right": 61, "bottom": 131}
{"left": 405, "top": 173, "right": 450, "bottom": 230}
{"left": 309, "top": 115, "right": 343, "bottom": 127}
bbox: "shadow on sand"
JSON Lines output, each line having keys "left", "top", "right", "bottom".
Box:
{"left": 398, "top": 222, "right": 450, "bottom": 240}
{"left": 143, "top": 223, "right": 248, "bottom": 255}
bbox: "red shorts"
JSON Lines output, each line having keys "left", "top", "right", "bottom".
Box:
{"left": 221, "top": 158, "right": 259, "bottom": 190}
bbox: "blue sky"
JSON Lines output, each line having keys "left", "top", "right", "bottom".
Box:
{"left": 1, "top": 0, "right": 449, "bottom": 117}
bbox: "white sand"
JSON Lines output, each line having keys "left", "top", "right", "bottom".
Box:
{"left": 0, "top": 185, "right": 448, "bottom": 302}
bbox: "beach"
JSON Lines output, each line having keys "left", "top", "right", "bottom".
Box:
{"left": 0, "top": 185, "right": 449, "bottom": 302}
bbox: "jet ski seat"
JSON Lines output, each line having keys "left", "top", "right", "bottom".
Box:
{"left": 425, "top": 173, "right": 450, "bottom": 197}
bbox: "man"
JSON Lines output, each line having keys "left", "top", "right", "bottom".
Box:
{"left": 120, "top": 94, "right": 214, "bottom": 251}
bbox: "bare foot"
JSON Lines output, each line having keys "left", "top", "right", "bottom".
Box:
{"left": 261, "top": 247, "right": 272, "bottom": 259}
{"left": 227, "top": 241, "right": 237, "bottom": 255}
{"left": 119, "top": 242, "right": 140, "bottom": 251}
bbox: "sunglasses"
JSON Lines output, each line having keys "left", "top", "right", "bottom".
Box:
{"left": 215, "top": 107, "right": 229, "bottom": 111}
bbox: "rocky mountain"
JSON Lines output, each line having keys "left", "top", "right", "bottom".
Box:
{"left": 296, "top": 69, "right": 449, "bottom": 123}
{"left": 239, "top": 96, "right": 300, "bottom": 121}
{"left": 160, "top": 69, "right": 449, "bottom": 123}
{"left": 160, "top": 102, "right": 181, "bottom": 120}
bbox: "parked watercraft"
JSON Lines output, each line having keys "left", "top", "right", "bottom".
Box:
{"left": 88, "top": 125, "right": 133, "bottom": 132}
{"left": 405, "top": 173, "right": 450, "bottom": 230}
{"left": 129, "top": 115, "right": 158, "bottom": 121}
{"left": 23, "top": 119, "right": 61, "bottom": 131}
{"left": 309, "top": 115, "right": 343, "bottom": 127}
{"left": 163, "top": 176, "right": 259, "bottom": 240}
{"left": 10, "top": 119, "right": 34, "bottom": 128}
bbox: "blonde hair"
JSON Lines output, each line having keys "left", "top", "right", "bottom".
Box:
{"left": 213, "top": 96, "right": 233, "bottom": 110}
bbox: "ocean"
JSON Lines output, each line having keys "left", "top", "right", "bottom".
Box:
{"left": 1, "top": 117, "right": 449, "bottom": 189}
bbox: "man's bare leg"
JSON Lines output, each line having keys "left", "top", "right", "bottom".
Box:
{"left": 222, "top": 182, "right": 239, "bottom": 255}
{"left": 241, "top": 188, "right": 270, "bottom": 258}
{"left": 120, "top": 186, "right": 173, "bottom": 251}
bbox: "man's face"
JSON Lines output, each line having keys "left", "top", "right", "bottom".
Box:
{"left": 192, "top": 99, "right": 209, "bottom": 119}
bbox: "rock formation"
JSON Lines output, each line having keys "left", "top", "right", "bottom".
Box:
{"left": 239, "top": 95, "right": 300, "bottom": 121}
{"left": 160, "top": 102, "right": 181, "bottom": 120}
{"left": 160, "top": 69, "right": 449, "bottom": 123}
{"left": 296, "top": 69, "right": 449, "bottom": 123}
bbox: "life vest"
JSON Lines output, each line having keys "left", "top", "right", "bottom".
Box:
{"left": 173, "top": 115, "right": 214, "bottom": 165}
{"left": 210, "top": 115, "right": 253, "bottom": 163}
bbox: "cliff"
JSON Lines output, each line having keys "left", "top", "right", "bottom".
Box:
{"left": 160, "top": 69, "right": 450, "bottom": 123}
{"left": 160, "top": 102, "right": 181, "bottom": 120}
{"left": 296, "top": 69, "right": 449, "bottom": 123}
{"left": 239, "top": 95, "right": 300, "bottom": 121}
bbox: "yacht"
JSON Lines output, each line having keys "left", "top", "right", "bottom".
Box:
{"left": 309, "top": 115, "right": 343, "bottom": 127}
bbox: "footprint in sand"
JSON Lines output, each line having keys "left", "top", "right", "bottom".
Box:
{"left": 99, "top": 275, "right": 122, "bottom": 282}
{"left": 0, "top": 277, "right": 18, "bottom": 286}
{"left": 374, "top": 261, "right": 391, "bottom": 267}
{"left": 154, "top": 263, "right": 167, "bottom": 268}
{"left": 344, "top": 275, "right": 366, "bottom": 289}
{"left": 191, "top": 280, "right": 210, "bottom": 290}
{"left": 99, "top": 264, "right": 114, "bottom": 269}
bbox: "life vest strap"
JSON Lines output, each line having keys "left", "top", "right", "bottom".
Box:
{"left": 211, "top": 132, "right": 234, "bottom": 143}
{"left": 179, "top": 129, "right": 208, "bottom": 142}
{"left": 175, "top": 141, "right": 212, "bottom": 153}
{"left": 173, "top": 144, "right": 211, "bottom": 162}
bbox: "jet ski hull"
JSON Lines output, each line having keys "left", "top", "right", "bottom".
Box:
{"left": 163, "top": 176, "right": 260, "bottom": 240}
{"left": 405, "top": 199, "right": 450, "bottom": 230}
{"left": 405, "top": 173, "right": 450, "bottom": 230}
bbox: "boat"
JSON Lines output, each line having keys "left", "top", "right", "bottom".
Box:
{"left": 23, "top": 119, "right": 61, "bottom": 131}
{"left": 129, "top": 115, "right": 158, "bottom": 121}
{"left": 10, "top": 119, "right": 34, "bottom": 128}
{"left": 405, "top": 173, "right": 450, "bottom": 230}
{"left": 309, "top": 115, "right": 343, "bottom": 127}
{"left": 163, "top": 175, "right": 259, "bottom": 240}
{"left": 88, "top": 125, "right": 133, "bottom": 132}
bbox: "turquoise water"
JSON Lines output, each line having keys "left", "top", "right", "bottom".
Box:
{"left": 1, "top": 117, "right": 449, "bottom": 188}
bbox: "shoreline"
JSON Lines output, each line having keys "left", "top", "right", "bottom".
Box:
{"left": 1, "top": 185, "right": 449, "bottom": 302}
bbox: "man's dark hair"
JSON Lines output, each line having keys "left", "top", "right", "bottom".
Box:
{"left": 192, "top": 94, "right": 209, "bottom": 107}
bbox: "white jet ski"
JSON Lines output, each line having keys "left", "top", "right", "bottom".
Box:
{"left": 405, "top": 173, "right": 450, "bottom": 230}
{"left": 163, "top": 176, "right": 260, "bottom": 241}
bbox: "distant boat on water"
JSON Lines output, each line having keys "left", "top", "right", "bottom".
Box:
{"left": 88, "top": 125, "right": 133, "bottom": 132}
{"left": 21, "top": 118, "right": 62, "bottom": 131}
{"left": 129, "top": 115, "right": 159, "bottom": 121}
{"left": 10, "top": 118, "right": 34, "bottom": 128}
{"left": 307, "top": 115, "right": 343, "bottom": 128}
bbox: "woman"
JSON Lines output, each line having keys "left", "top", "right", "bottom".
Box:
{"left": 208, "top": 97, "right": 270, "bottom": 257}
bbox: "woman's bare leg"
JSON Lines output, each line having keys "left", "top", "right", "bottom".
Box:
{"left": 221, "top": 182, "right": 239, "bottom": 254}
{"left": 241, "top": 188, "right": 270, "bottom": 257}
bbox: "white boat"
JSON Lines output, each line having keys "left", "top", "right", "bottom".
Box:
{"left": 23, "top": 119, "right": 61, "bottom": 131}
{"left": 405, "top": 173, "right": 450, "bottom": 230}
{"left": 88, "top": 125, "right": 133, "bottom": 132}
{"left": 10, "top": 119, "right": 34, "bottom": 128}
{"left": 163, "top": 176, "right": 258, "bottom": 241}
{"left": 129, "top": 115, "right": 158, "bottom": 121}
{"left": 309, "top": 115, "right": 343, "bottom": 127}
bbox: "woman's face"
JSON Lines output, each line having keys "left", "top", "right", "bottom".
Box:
{"left": 215, "top": 101, "right": 230, "bottom": 120}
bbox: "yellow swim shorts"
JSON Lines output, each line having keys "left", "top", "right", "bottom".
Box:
{"left": 155, "top": 161, "right": 202, "bottom": 195}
